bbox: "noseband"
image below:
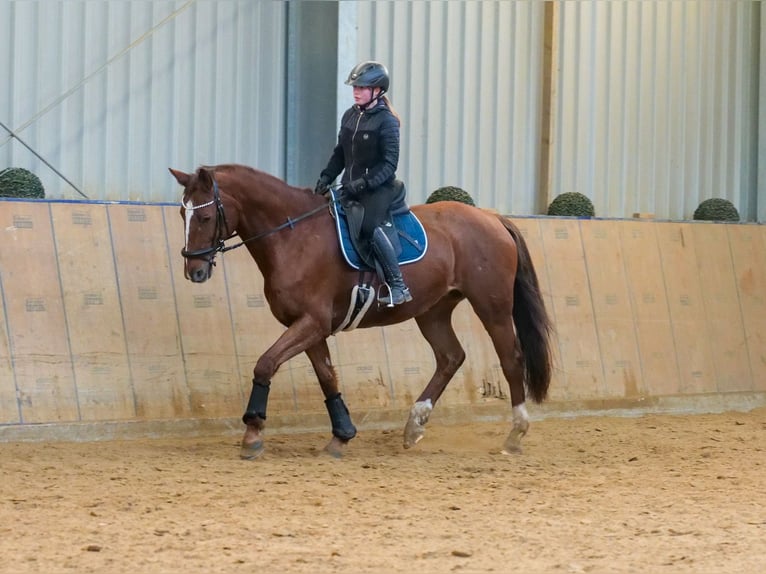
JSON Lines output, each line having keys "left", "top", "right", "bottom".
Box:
{"left": 181, "top": 178, "right": 230, "bottom": 261}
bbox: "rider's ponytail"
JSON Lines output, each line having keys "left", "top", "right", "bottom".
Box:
{"left": 382, "top": 95, "right": 401, "bottom": 126}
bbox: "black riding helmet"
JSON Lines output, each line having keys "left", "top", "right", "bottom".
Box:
{"left": 345, "top": 61, "right": 389, "bottom": 105}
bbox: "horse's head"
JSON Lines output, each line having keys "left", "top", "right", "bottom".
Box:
{"left": 170, "top": 166, "right": 236, "bottom": 283}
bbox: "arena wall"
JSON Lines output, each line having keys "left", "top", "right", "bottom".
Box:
{"left": 1, "top": 200, "right": 764, "bottom": 442}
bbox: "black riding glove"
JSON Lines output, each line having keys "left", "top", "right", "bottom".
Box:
{"left": 343, "top": 178, "right": 367, "bottom": 200}
{"left": 314, "top": 175, "right": 332, "bottom": 196}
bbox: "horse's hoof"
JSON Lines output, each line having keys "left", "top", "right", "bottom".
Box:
{"left": 403, "top": 400, "right": 432, "bottom": 448}
{"left": 403, "top": 424, "right": 425, "bottom": 449}
{"left": 240, "top": 439, "right": 265, "bottom": 460}
{"left": 501, "top": 428, "right": 525, "bottom": 455}
{"left": 323, "top": 436, "right": 346, "bottom": 459}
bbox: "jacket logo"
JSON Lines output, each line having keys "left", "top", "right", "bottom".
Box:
{"left": 362, "top": 134, "right": 369, "bottom": 140}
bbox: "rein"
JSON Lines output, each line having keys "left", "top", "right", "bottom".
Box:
{"left": 219, "top": 202, "right": 333, "bottom": 254}
{"left": 181, "top": 177, "right": 338, "bottom": 260}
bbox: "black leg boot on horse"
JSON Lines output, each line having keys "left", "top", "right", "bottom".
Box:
{"left": 371, "top": 226, "right": 413, "bottom": 307}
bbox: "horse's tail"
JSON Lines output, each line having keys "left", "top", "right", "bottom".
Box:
{"left": 498, "top": 215, "right": 554, "bottom": 403}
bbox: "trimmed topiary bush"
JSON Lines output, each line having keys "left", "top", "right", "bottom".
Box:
{"left": 426, "top": 186, "right": 476, "bottom": 207}
{"left": 547, "top": 192, "right": 595, "bottom": 217}
{"left": 693, "top": 198, "right": 739, "bottom": 222}
{"left": 0, "top": 167, "right": 45, "bottom": 199}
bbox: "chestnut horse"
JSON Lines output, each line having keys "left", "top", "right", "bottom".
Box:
{"left": 170, "top": 164, "right": 553, "bottom": 459}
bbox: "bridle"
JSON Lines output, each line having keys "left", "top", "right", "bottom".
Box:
{"left": 180, "top": 175, "right": 339, "bottom": 262}
{"left": 180, "top": 178, "right": 231, "bottom": 260}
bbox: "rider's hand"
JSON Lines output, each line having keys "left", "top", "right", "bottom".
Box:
{"left": 344, "top": 178, "right": 367, "bottom": 200}
{"left": 314, "top": 176, "right": 332, "bottom": 195}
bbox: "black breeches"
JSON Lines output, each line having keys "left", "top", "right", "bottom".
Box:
{"left": 359, "top": 183, "right": 399, "bottom": 240}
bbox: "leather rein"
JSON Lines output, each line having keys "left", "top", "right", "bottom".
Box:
{"left": 180, "top": 177, "right": 337, "bottom": 261}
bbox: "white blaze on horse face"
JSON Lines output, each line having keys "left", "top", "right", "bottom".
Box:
{"left": 183, "top": 198, "right": 194, "bottom": 251}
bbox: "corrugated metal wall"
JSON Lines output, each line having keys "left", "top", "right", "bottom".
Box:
{"left": 551, "top": 0, "right": 761, "bottom": 220}
{"left": 353, "top": 1, "right": 761, "bottom": 221}
{"left": 353, "top": 1, "right": 545, "bottom": 215}
{"left": 0, "top": 0, "right": 286, "bottom": 201}
{"left": 761, "top": 3, "right": 766, "bottom": 223}
{"left": 2, "top": 1, "right": 761, "bottom": 221}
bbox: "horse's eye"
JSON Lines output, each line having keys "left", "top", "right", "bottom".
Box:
{"left": 196, "top": 212, "right": 212, "bottom": 223}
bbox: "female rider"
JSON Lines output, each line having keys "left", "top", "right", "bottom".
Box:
{"left": 314, "top": 61, "right": 412, "bottom": 307}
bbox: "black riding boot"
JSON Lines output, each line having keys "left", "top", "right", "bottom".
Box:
{"left": 371, "top": 226, "right": 413, "bottom": 306}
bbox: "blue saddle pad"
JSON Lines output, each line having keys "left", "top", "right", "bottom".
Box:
{"left": 330, "top": 192, "right": 428, "bottom": 270}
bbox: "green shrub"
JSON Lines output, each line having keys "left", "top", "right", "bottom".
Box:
{"left": 547, "top": 192, "right": 595, "bottom": 217}
{"left": 0, "top": 167, "right": 45, "bottom": 199}
{"left": 426, "top": 186, "right": 475, "bottom": 207}
{"left": 693, "top": 198, "right": 739, "bottom": 222}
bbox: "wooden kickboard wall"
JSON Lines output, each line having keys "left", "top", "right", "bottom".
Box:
{"left": 0, "top": 200, "right": 764, "bottom": 433}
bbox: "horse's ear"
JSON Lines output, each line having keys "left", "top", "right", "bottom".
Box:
{"left": 196, "top": 167, "right": 213, "bottom": 188}
{"left": 169, "top": 168, "right": 191, "bottom": 187}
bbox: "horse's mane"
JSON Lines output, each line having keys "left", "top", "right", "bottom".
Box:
{"left": 201, "top": 164, "right": 312, "bottom": 195}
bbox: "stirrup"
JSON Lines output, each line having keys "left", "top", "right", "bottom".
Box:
{"left": 377, "top": 283, "right": 413, "bottom": 307}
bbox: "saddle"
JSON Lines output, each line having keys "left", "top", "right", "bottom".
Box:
{"left": 329, "top": 184, "right": 427, "bottom": 333}
{"left": 330, "top": 183, "right": 428, "bottom": 271}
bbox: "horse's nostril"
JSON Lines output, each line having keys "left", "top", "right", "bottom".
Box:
{"left": 191, "top": 267, "right": 209, "bottom": 283}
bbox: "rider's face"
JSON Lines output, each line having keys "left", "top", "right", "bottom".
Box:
{"left": 353, "top": 86, "right": 379, "bottom": 106}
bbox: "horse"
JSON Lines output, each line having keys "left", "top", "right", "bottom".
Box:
{"left": 169, "top": 164, "right": 553, "bottom": 459}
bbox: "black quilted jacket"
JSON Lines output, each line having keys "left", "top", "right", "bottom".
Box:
{"left": 320, "top": 100, "right": 400, "bottom": 190}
